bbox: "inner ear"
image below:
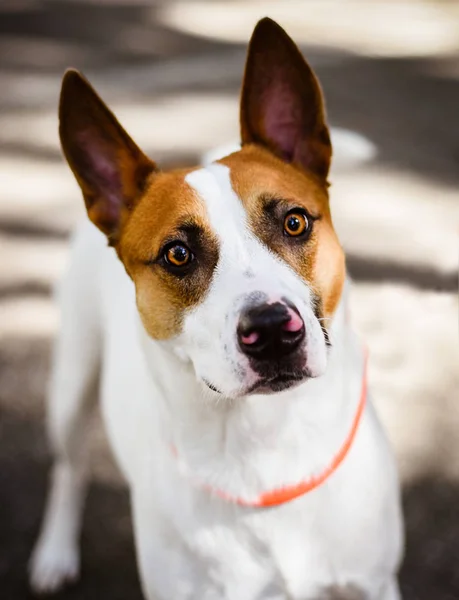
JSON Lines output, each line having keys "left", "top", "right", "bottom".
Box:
{"left": 240, "top": 18, "right": 332, "bottom": 180}
{"left": 59, "top": 69, "right": 156, "bottom": 241}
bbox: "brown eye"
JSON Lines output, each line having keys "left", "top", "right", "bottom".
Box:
{"left": 284, "top": 212, "right": 308, "bottom": 237}
{"left": 164, "top": 243, "right": 192, "bottom": 267}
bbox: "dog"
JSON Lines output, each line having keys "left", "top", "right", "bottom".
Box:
{"left": 29, "top": 17, "right": 404, "bottom": 600}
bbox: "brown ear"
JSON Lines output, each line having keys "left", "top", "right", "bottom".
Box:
{"left": 240, "top": 18, "right": 331, "bottom": 180}
{"left": 59, "top": 69, "right": 156, "bottom": 241}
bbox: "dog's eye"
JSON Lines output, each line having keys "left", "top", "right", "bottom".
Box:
{"left": 284, "top": 212, "right": 309, "bottom": 237}
{"left": 164, "top": 243, "right": 193, "bottom": 267}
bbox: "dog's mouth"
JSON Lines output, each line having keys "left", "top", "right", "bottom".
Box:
{"left": 203, "top": 379, "right": 221, "bottom": 394}
{"left": 203, "top": 371, "right": 309, "bottom": 396}
{"left": 247, "top": 371, "right": 309, "bottom": 394}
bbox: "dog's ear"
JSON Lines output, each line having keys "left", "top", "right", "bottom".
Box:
{"left": 59, "top": 70, "right": 156, "bottom": 242}
{"left": 240, "top": 18, "right": 331, "bottom": 181}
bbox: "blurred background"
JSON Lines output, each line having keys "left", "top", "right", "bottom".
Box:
{"left": 0, "top": 1, "right": 458, "bottom": 598}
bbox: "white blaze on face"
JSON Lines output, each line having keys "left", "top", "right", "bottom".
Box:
{"left": 179, "top": 163, "right": 327, "bottom": 397}
{"left": 186, "top": 163, "right": 251, "bottom": 266}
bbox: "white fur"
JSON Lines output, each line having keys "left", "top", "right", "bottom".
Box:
{"left": 30, "top": 163, "right": 403, "bottom": 599}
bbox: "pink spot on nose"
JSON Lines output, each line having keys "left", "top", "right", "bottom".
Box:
{"left": 241, "top": 331, "right": 260, "bottom": 345}
{"left": 282, "top": 308, "right": 304, "bottom": 333}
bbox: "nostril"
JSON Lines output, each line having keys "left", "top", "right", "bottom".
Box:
{"left": 240, "top": 330, "right": 260, "bottom": 346}
{"left": 282, "top": 309, "right": 304, "bottom": 333}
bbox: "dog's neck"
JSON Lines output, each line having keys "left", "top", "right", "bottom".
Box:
{"left": 139, "top": 288, "right": 366, "bottom": 501}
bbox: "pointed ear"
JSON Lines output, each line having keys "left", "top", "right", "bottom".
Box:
{"left": 240, "top": 18, "right": 331, "bottom": 180}
{"left": 59, "top": 70, "right": 156, "bottom": 241}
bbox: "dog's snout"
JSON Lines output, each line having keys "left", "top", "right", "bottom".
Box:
{"left": 237, "top": 302, "right": 305, "bottom": 360}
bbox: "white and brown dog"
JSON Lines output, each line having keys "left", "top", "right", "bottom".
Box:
{"left": 29, "top": 18, "right": 404, "bottom": 600}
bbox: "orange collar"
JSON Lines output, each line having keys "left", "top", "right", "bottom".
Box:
{"left": 173, "top": 351, "right": 368, "bottom": 508}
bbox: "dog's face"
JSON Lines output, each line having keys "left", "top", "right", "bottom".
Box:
{"left": 59, "top": 18, "right": 345, "bottom": 398}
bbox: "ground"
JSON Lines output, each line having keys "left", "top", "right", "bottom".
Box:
{"left": 0, "top": 1, "right": 458, "bottom": 599}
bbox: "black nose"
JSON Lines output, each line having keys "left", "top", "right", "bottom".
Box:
{"left": 237, "top": 302, "right": 305, "bottom": 361}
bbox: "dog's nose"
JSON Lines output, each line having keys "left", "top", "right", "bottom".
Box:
{"left": 237, "top": 302, "right": 305, "bottom": 360}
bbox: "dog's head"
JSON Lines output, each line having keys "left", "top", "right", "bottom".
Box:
{"left": 59, "top": 18, "right": 345, "bottom": 398}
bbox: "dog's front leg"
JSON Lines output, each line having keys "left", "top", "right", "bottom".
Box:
{"left": 130, "top": 490, "right": 205, "bottom": 600}
{"left": 29, "top": 250, "right": 101, "bottom": 595}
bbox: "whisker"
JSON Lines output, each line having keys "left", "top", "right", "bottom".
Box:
{"left": 320, "top": 324, "right": 332, "bottom": 347}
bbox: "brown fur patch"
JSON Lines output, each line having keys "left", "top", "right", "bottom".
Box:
{"left": 220, "top": 145, "right": 345, "bottom": 318}
{"left": 118, "top": 168, "right": 219, "bottom": 339}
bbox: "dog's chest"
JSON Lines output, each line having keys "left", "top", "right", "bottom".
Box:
{"left": 149, "top": 407, "right": 401, "bottom": 600}
{"left": 169, "top": 487, "right": 377, "bottom": 600}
